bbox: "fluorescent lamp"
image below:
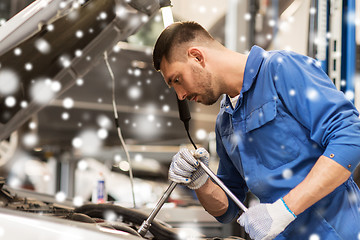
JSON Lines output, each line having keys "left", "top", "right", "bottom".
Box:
{"left": 161, "top": 6, "right": 174, "bottom": 28}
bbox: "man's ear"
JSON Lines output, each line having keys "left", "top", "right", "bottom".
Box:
{"left": 188, "top": 47, "right": 205, "bottom": 66}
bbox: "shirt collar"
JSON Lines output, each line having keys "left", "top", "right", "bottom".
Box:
{"left": 241, "top": 45, "right": 266, "bottom": 94}
{"left": 221, "top": 45, "right": 266, "bottom": 109}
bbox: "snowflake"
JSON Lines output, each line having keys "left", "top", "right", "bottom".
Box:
{"left": 75, "top": 30, "right": 84, "bottom": 38}
{"left": 147, "top": 114, "right": 155, "bottom": 122}
{"left": 340, "top": 80, "right": 346, "bottom": 87}
{"left": 309, "top": 7, "right": 317, "bottom": 15}
{"left": 134, "top": 69, "right": 141, "bottom": 77}
{"left": 55, "top": 191, "right": 67, "bottom": 202}
{"left": 103, "top": 211, "right": 118, "bottom": 222}
{"left": 72, "top": 129, "right": 102, "bottom": 155}
{"left": 315, "top": 61, "right": 322, "bottom": 68}
{"left": 282, "top": 168, "right": 293, "bottom": 179}
{"left": 141, "top": 15, "right": 149, "bottom": 23}
{"left": 309, "top": 233, "right": 320, "bottom": 240}
{"left": 62, "top": 97, "right": 74, "bottom": 109}
{"left": 162, "top": 104, "right": 170, "bottom": 112}
{"left": 22, "top": 133, "right": 38, "bottom": 147}
{"left": 59, "top": 1, "right": 67, "bottom": 9}
{"left": 115, "top": 5, "right": 127, "bottom": 19}
{"left": 99, "top": 12, "right": 107, "bottom": 20}
{"left": 231, "top": 133, "right": 242, "bottom": 145}
{"left": 35, "top": 38, "right": 51, "bottom": 54}
{"left": 43, "top": 174, "right": 50, "bottom": 182}
{"left": 77, "top": 160, "right": 88, "bottom": 170}
{"left": 345, "top": 90, "right": 354, "bottom": 101}
{"left": 73, "top": 196, "right": 84, "bottom": 207}
{"left": 24, "top": 62, "right": 33, "bottom": 71}
{"left": 289, "top": 89, "right": 296, "bottom": 96}
{"left": 134, "top": 154, "right": 143, "bottom": 162}
{"left": 244, "top": 13, "right": 251, "bottom": 21}
{"left": 76, "top": 78, "right": 84, "bottom": 86}
{"left": 196, "top": 129, "right": 207, "bottom": 140}
{"left": 261, "top": 52, "right": 270, "bottom": 59}
{"left": 128, "top": 86, "right": 142, "bottom": 100}
{"left": 20, "top": 101, "right": 28, "bottom": 108}
{"left": 61, "top": 112, "right": 69, "bottom": 120}
{"left": 268, "top": 19, "right": 276, "bottom": 27}
{"left": 5, "top": 96, "right": 16, "bottom": 107}
{"left": 13, "top": 48, "right": 22, "bottom": 56}
{"left": 59, "top": 55, "right": 71, "bottom": 68}
{"left": 154, "top": 14, "right": 161, "bottom": 22}
{"left": 28, "top": 122, "right": 37, "bottom": 130}
{"left": 199, "top": 6, "right": 206, "bottom": 13}
{"left": 96, "top": 115, "right": 112, "bottom": 129}
{"left": 306, "top": 88, "right": 319, "bottom": 101}
{"left": 113, "top": 154, "right": 122, "bottom": 163}
{"left": 349, "top": 191, "right": 357, "bottom": 204}
{"left": 72, "top": 137, "right": 82, "bottom": 148}
{"left": 46, "top": 24, "right": 54, "bottom": 31}
{"left": 51, "top": 81, "right": 62, "bottom": 92}
{"left": 97, "top": 128, "right": 108, "bottom": 139}
{"left": 75, "top": 49, "right": 83, "bottom": 57}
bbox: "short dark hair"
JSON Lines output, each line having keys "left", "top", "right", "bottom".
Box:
{"left": 152, "top": 21, "right": 213, "bottom": 71}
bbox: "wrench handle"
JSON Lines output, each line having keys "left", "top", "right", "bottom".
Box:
{"left": 138, "top": 181, "right": 177, "bottom": 236}
{"left": 199, "top": 161, "right": 248, "bottom": 212}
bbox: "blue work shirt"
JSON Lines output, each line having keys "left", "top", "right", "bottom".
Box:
{"left": 215, "top": 46, "right": 360, "bottom": 239}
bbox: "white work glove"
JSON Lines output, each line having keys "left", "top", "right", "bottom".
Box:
{"left": 168, "top": 147, "right": 209, "bottom": 189}
{"left": 238, "top": 198, "right": 296, "bottom": 240}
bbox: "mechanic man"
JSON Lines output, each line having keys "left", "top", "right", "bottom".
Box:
{"left": 152, "top": 21, "right": 360, "bottom": 240}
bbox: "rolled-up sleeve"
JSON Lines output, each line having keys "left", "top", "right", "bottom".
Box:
{"left": 271, "top": 52, "right": 360, "bottom": 172}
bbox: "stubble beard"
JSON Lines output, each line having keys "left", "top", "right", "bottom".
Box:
{"left": 196, "top": 71, "right": 219, "bottom": 106}
{"left": 193, "top": 65, "right": 220, "bottom": 106}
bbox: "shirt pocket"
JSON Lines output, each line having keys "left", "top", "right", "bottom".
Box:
{"left": 245, "top": 100, "right": 300, "bottom": 169}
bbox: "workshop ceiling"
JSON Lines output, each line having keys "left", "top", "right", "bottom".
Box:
{"left": 0, "top": 0, "right": 222, "bottom": 157}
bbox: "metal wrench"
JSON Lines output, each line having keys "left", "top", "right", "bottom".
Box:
{"left": 138, "top": 159, "right": 247, "bottom": 237}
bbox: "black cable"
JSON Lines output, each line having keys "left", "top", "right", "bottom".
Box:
{"left": 176, "top": 98, "right": 197, "bottom": 149}
{"left": 186, "top": 128, "right": 197, "bottom": 150}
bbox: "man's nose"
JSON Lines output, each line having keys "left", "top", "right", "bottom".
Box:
{"left": 175, "top": 88, "right": 187, "bottom": 100}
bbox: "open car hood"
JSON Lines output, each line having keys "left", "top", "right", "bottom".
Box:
{"left": 0, "top": 0, "right": 162, "bottom": 141}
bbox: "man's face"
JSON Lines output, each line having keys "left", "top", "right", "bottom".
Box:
{"left": 159, "top": 56, "right": 219, "bottom": 105}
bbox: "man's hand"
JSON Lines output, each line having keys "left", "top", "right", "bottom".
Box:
{"left": 238, "top": 198, "right": 296, "bottom": 240}
{"left": 168, "top": 147, "right": 209, "bottom": 189}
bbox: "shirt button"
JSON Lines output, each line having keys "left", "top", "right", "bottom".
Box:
{"left": 348, "top": 164, "right": 352, "bottom": 169}
{"left": 330, "top": 154, "right": 335, "bottom": 158}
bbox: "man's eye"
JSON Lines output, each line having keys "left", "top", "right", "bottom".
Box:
{"left": 174, "top": 78, "right": 179, "bottom": 83}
